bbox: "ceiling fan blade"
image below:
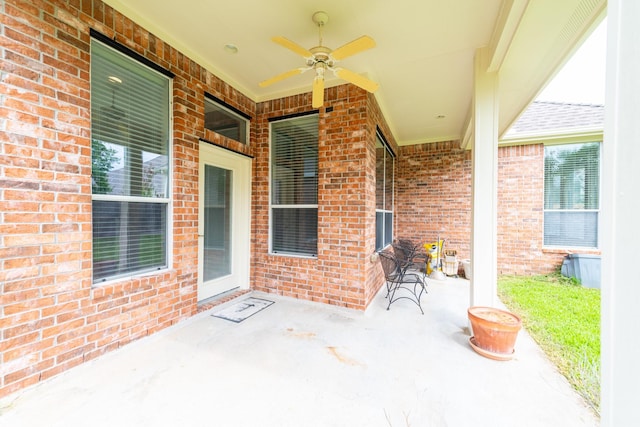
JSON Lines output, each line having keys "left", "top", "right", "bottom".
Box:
{"left": 259, "top": 67, "right": 308, "bottom": 87}
{"left": 331, "top": 35, "right": 376, "bottom": 61}
{"left": 334, "top": 68, "right": 379, "bottom": 93}
{"left": 272, "top": 36, "right": 313, "bottom": 58}
{"left": 312, "top": 75, "right": 324, "bottom": 108}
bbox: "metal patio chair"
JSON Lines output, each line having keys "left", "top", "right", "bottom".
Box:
{"left": 378, "top": 250, "right": 428, "bottom": 314}
{"left": 392, "top": 239, "right": 428, "bottom": 275}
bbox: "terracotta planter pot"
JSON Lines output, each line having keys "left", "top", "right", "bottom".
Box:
{"left": 468, "top": 306, "right": 522, "bottom": 360}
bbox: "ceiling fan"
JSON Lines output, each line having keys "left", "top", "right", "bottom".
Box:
{"left": 259, "top": 11, "right": 379, "bottom": 108}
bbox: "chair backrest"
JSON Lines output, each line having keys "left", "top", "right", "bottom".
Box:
{"left": 391, "top": 244, "right": 411, "bottom": 265}
{"left": 397, "top": 239, "right": 416, "bottom": 250}
{"left": 378, "top": 250, "right": 401, "bottom": 279}
{"left": 395, "top": 239, "right": 427, "bottom": 258}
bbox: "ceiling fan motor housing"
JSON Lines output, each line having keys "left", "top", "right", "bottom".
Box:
{"left": 309, "top": 46, "right": 332, "bottom": 67}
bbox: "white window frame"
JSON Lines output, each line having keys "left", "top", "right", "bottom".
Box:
{"left": 543, "top": 141, "right": 601, "bottom": 249}
{"left": 268, "top": 114, "right": 319, "bottom": 258}
{"left": 376, "top": 131, "right": 395, "bottom": 251}
{"left": 90, "top": 36, "right": 173, "bottom": 284}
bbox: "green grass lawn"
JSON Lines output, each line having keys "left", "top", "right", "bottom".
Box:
{"left": 498, "top": 274, "right": 600, "bottom": 415}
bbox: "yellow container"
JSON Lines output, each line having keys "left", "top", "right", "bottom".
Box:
{"left": 424, "top": 240, "right": 444, "bottom": 274}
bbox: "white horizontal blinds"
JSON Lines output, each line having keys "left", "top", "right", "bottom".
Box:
{"left": 544, "top": 142, "right": 600, "bottom": 247}
{"left": 375, "top": 139, "right": 385, "bottom": 210}
{"left": 375, "top": 138, "right": 385, "bottom": 250}
{"left": 384, "top": 141, "right": 394, "bottom": 246}
{"left": 91, "top": 39, "right": 170, "bottom": 282}
{"left": 92, "top": 201, "right": 167, "bottom": 279}
{"left": 91, "top": 39, "right": 170, "bottom": 198}
{"left": 271, "top": 115, "right": 318, "bottom": 256}
{"left": 384, "top": 143, "right": 394, "bottom": 212}
{"left": 375, "top": 133, "right": 394, "bottom": 250}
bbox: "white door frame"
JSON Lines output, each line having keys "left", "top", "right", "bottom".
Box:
{"left": 197, "top": 142, "right": 251, "bottom": 301}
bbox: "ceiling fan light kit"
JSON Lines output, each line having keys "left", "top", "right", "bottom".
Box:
{"left": 259, "top": 11, "right": 379, "bottom": 108}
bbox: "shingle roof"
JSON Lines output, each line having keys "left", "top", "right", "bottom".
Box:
{"left": 506, "top": 101, "right": 604, "bottom": 137}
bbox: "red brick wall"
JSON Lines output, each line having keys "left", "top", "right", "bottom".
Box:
{"left": 0, "top": 0, "right": 592, "bottom": 400}
{"left": 498, "top": 144, "right": 555, "bottom": 274}
{"left": 396, "top": 141, "right": 472, "bottom": 260}
{"left": 251, "top": 86, "right": 394, "bottom": 310}
{"left": 396, "top": 141, "right": 596, "bottom": 276}
{"left": 0, "top": 0, "right": 256, "bottom": 398}
{"left": 497, "top": 144, "right": 549, "bottom": 274}
{"left": 496, "top": 144, "right": 600, "bottom": 274}
{"left": 1, "top": 0, "right": 395, "bottom": 398}
{"left": 365, "top": 94, "right": 398, "bottom": 303}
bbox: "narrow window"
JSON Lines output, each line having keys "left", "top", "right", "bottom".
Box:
{"left": 204, "top": 94, "right": 249, "bottom": 144}
{"left": 91, "top": 39, "right": 171, "bottom": 282}
{"left": 544, "top": 142, "right": 600, "bottom": 248}
{"left": 376, "top": 132, "right": 394, "bottom": 250}
{"left": 270, "top": 115, "right": 318, "bottom": 256}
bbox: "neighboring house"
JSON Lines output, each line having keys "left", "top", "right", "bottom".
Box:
{"left": 393, "top": 101, "right": 604, "bottom": 276}
{"left": 498, "top": 101, "right": 604, "bottom": 274}
{"left": 0, "top": 0, "right": 619, "bottom": 402}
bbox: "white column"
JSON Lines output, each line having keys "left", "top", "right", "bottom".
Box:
{"left": 470, "top": 47, "right": 499, "bottom": 307}
{"left": 601, "top": 0, "right": 640, "bottom": 424}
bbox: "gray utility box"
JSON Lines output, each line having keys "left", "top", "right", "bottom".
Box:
{"left": 561, "top": 254, "right": 601, "bottom": 288}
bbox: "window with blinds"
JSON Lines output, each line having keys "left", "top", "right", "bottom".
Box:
{"left": 91, "top": 38, "right": 171, "bottom": 282}
{"left": 544, "top": 142, "right": 600, "bottom": 248}
{"left": 270, "top": 115, "right": 318, "bottom": 256}
{"left": 375, "top": 133, "right": 394, "bottom": 251}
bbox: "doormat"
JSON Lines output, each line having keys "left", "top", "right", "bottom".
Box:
{"left": 211, "top": 297, "right": 275, "bottom": 323}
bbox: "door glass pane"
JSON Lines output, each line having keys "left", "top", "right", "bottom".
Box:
{"left": 204, "top": 165, "right": 232, "bottom": 281}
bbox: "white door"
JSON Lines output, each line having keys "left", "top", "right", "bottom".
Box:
{"left": 198, "top": 143, "right": 251, "bottom": 301}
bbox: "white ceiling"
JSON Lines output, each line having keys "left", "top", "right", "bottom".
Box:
{"left": 103, "top": 0, "right": 606, "bottom": 146}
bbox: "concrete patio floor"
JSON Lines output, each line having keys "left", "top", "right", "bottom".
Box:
{"left": 0, "top": 278, "right": 598, "bottom": 427}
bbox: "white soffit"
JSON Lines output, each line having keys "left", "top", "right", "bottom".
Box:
{"left": 497, "top": 0, "right": 607, "bottom": 138}
{"left": 101, "top": 0, "right": 604, "bottom": 146}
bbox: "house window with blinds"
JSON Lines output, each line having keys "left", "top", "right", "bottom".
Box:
{"left": 544, "top": 142, "right": 600, "bottom": 248}
{"left": 375, "top": 133, "right": 394, "bottom": 251}
{"left": 90, "top": 38, "right": 171, "bottom": 282}
{"left": 270, "top": 115, "right": 318, "bottom": 257}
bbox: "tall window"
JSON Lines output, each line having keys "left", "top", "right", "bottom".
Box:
{"left": 91, "top": 38, "right": 171, "bottom": 282}
{"left": 204, "top": 94, "right": 249, "bottom": 144}
{"left": 376, "top": 133, "right": 394, "bottom": 250}
{"left": 544, "top": 142, "right": 600, "bottom": 248}
{"left": 270, "top": 115, "right": 318, "bottom": 256}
